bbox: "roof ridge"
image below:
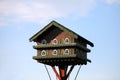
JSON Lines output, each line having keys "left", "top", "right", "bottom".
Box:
{"left": 29, "top": 20, "right": 94, "bottom": 47}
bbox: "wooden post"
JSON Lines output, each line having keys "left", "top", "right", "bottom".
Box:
{"left": 58, "top": 65, "right": 68, "bottom": 80}
{"left": 52, "top": 65, "right": 75, "bottom": 80}
{"left": 52, "top": 66, "right": 62, "bottom": 80}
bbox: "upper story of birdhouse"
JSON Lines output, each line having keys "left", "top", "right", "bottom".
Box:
{"left": 29, "top": 21, "right": 94, "bottom": 65}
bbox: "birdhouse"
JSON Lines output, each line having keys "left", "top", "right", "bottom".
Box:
{"left": 29, "top": 21, "right": 94, "bottom": 66}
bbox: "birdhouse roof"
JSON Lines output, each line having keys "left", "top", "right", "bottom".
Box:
{"left": 29, "top": 20, "right": 94, "bottom": 47}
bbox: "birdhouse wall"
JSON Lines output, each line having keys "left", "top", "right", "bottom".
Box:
{"left": 35, "top": 27, "right": 76, "bottom": 57}
{"left": 36, "top": 27, "right": 75, "bottom": 45}
{"left": 75, "top": 48, "right": 87, "bottom": 60}
{"left": 74, "top": 38, "right": 87, "bottom": 47}
{"left": 36, "top": 48, "right": 75, "bottom": 56}
{"left": 74, "top": 39, "right": 87, "bottom": 60}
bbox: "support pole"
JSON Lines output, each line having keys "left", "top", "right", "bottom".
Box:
{"left": 66, "top": 65, "right": 75, "bottom": 79}
{"left": 44, "top": 65, "right": 52, "bottom": 80}
{"left": 52, "top": 65, "right": 75, "bottom": 80}
{"left": 74, "top": 65, "right": 82, "bottom": 80}
{"left": 58, "top": 65, "right": 68, "bottom": 80}
{"left": 52, "top": 66, "right": 61, "bottom": 80}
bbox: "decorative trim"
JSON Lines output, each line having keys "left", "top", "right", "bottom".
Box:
{"left": 33, "top": 43, "right": 91, "bottom": 52}
{"left": 52, "top": 39, "right": 58, "bottom": 45}
{"left": 41, "top": 39, "right": 47, "bottom": 44}
{"left": 41, "top": 50, "right": 47, "bottom": 56}
{"left": 64, "top": 49, "right": 70, "bottom": 55}
{"left": 52, "top": 49, "right": 58, "bottom": 55}
{"left": 64, "top": 38, "right": 70, "bottom": 44}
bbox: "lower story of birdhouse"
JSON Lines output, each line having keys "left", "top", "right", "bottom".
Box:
{"left": 33, "top": 48, "right": 90, "bottom": 66}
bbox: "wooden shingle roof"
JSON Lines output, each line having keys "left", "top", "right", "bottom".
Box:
{"left": 29, "top": 20, "right": 94, "bottom": 47}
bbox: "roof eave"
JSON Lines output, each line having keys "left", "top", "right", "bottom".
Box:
{"left": 29, "top": 21, "right": 55, "bottom": 42}
{"left": 29, "top": 20, "right": 94, "bottom": 47}
{"left": 29, "top": 20, "right": 78, "bottom": 42}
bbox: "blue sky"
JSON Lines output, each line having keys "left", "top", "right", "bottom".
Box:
{"left": 0, "top": 0, "right": 120, "bottom": 80}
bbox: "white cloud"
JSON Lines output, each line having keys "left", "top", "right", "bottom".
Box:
{"left": 0, "top": 0, "right": 120, "bottom": 26}
{"left": 0, "top": 0, "right": 96, "bottom": 25}
{"left": 106, "top": 0, "right": 120, "bottom": 4}
{"left": 0, "top": 21, "right": 6, "bottom": 27}
{"left": 0, "top": 1, "right": 62, "bottom": 22}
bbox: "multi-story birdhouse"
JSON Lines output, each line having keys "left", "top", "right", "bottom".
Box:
{"left": 29, "top": 21, "right": 94, "bottom": 66}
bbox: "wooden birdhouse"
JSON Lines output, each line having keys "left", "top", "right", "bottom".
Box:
{"left": 29, "top": 21, "right": 94, "bottom": 66}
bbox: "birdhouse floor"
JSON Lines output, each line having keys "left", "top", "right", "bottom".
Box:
{"left": 33, "top": 54, "right": 87, "bottom": 66}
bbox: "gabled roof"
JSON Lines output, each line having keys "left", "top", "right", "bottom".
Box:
{"left": 29, "top": 20, "right": 94, "bottom": 47}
